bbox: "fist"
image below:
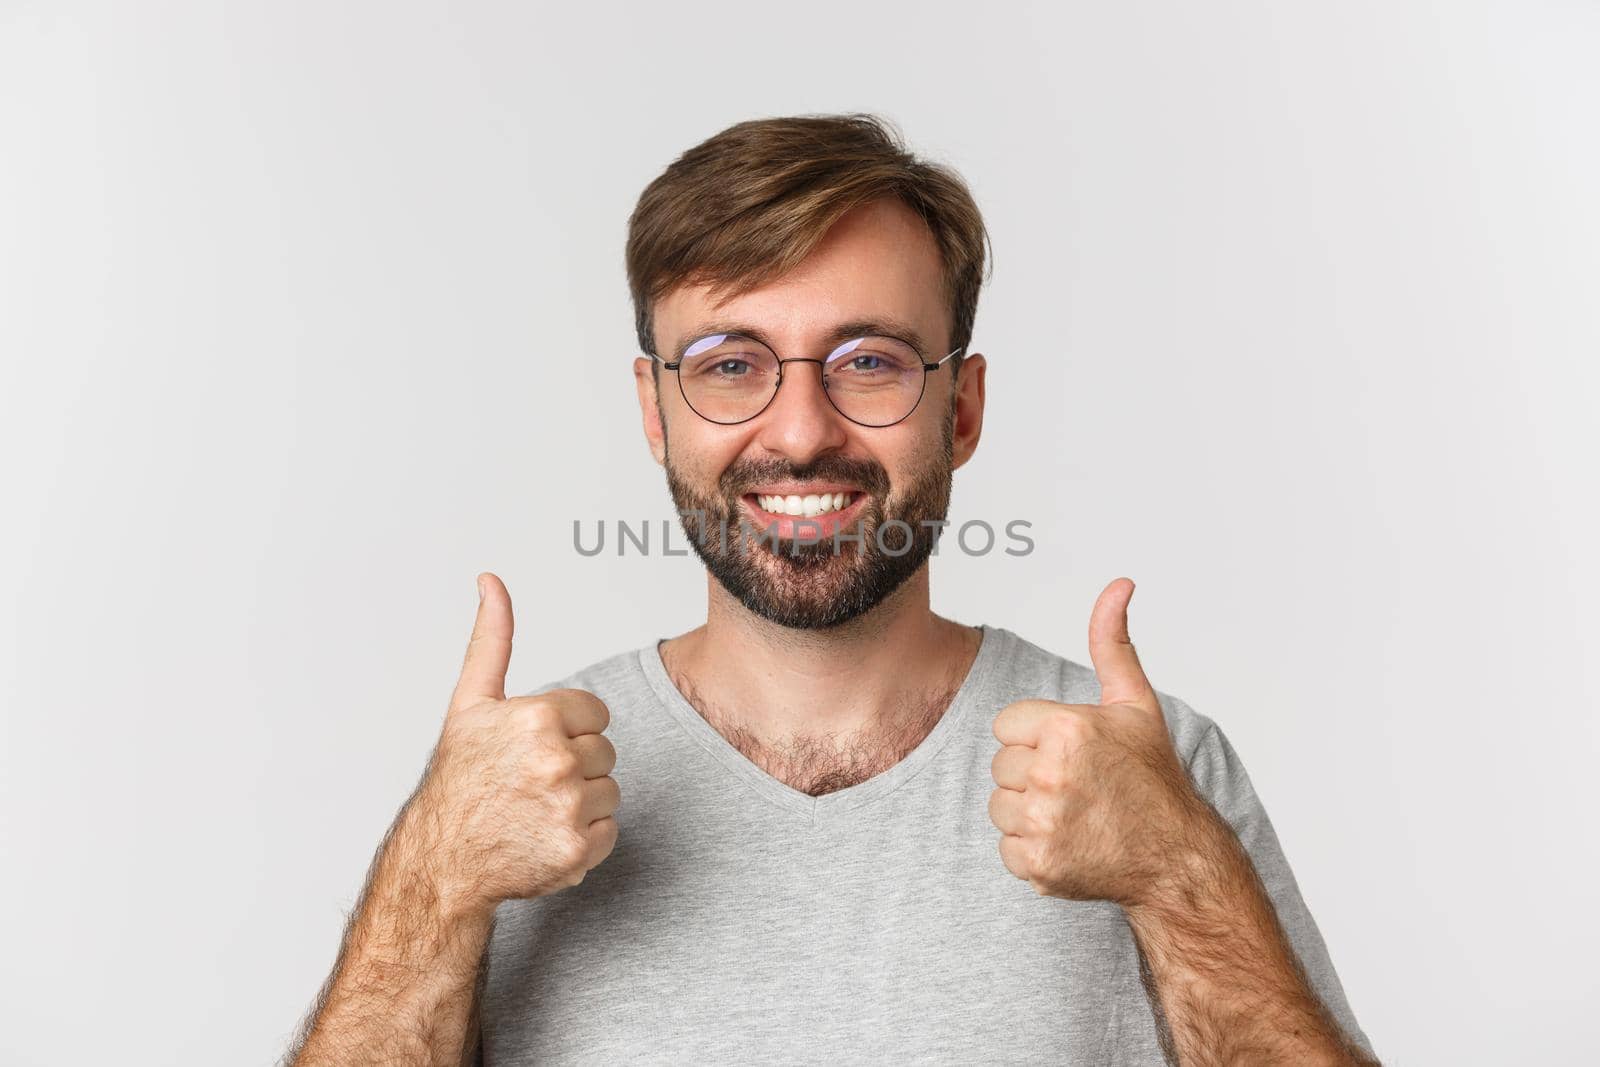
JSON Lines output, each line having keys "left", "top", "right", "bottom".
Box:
{"left": 399, "top": 573, "right": 620, "bottom": 916}
{"left": 988, "top": 578, "right": 1206, "bottom": 906}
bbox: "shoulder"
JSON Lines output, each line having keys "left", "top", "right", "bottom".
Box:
{"left": 516, "top": 644, "right": 654, "bottom": 715}
{"left": 986, "top": 625, "right": 1223, "bottom": 767}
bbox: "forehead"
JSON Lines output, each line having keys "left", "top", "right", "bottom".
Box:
{"left": 654, "top": 196, "right": 948, "bottom": 356}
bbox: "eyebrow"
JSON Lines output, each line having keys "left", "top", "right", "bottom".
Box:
{"left": 670, "top": 318, "right": 932, "bottom": 361}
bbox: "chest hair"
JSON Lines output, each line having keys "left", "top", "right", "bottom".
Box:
{"left": 669, "top": 670, "right": 962, "bottom": 797}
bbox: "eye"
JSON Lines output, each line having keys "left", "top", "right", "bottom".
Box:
{"left": 848, "top": 355, "right": 884, "bottom": 372}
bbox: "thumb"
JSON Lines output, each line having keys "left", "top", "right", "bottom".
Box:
{"left": 452, "top": 572, "right": 513, "bottom": 710}
{"left": 1087, "top": 577, "right": 1158, "bottom": 710}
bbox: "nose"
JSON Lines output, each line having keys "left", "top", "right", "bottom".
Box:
{"left": 753, "top": 359, "right": 849, "bottom": 464}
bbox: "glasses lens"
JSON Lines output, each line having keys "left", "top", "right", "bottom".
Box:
{"left": 678, "top": 334, "right": 781, "bottom": 423}
{"left": 823, "top": 336, "right": 927, "bottom": 426}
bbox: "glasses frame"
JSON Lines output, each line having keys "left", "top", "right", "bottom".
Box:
{"left": 649, "top": 333, "right": 965, "bottom": 428}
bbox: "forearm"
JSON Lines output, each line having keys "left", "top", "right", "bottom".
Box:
{"left": 288, "top": 807, "right": 496, "bottom": 1067}
{"left": 1123, "top": 802, "right": 1376, "bottom": 1066}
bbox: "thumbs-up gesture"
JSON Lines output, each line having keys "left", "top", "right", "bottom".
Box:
{"left": 988, "top": 578, "right": 1207, "bottom": 905}
{"left": 395, "top": 573, "right": 621, "bottom": 916}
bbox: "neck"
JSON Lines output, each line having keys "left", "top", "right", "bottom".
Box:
{"left": 658, "top": 565, "right": 982, "bottom": 749}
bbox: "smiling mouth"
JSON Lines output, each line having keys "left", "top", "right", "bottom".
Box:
{"left": 744, "top": 491, "right": 859, "bottom": 518}
{"left": 737, "top": 491, "right": 871, "bottom": 540}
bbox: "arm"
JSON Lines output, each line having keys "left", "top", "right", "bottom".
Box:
{"left": 285, "top": 801, "right": 497, "bottom": 1066}
{"left": 284, "top": 573, "right": 621, "bottom": 1067}
{"left": 1123, "top": 797, "right": 1376, "bottom": 1065}
{"left": 989, "top": 578, "right": 1375, "bottom": 1065}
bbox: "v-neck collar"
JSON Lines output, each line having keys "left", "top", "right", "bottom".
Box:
{"left": 636, "top": 624, "right": 1003, "bottom": 824}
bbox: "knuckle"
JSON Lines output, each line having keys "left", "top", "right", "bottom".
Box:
{"left": 516, "top": 699, "right": 564, "bottom": 734}
{"left": 558, "top": 828, "right": 592, "bottom": 872}
{"left": 549, "top": 784, "right": 585, "bottom": 825}
{"left": 1025, "top": 761, "right": 1068, "bottom": 792}
{"left": 1021, "top": 795, "right": 1053, "bottom": 836}
{"left": 522, "top": 749, "right": 577, "bottom": 791}
{"left": 1046, "top": 712, "right": 1088, "bottom": 747}
{"left": 543, "top": 745, "right": 582, "bottom": 780}
{"left": 559, "top": 831, "right": 588, "bottom": 867}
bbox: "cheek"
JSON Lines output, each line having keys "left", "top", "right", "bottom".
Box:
{"left": 665, "top": 423, "right": 750, "bottom": 486}
{"left": 881, "top": 424, "right": 944, "bottom": 492}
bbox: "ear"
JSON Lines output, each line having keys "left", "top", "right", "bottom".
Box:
{"left": 634, "top": 356, "right": 667, "bottom": 466}
{"left": 950, "top": 352, "right": 987, "bottom": 472}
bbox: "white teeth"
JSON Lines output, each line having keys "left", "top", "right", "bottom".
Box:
{"left": 756, "top": 492, "right": 855, "bottom": 517}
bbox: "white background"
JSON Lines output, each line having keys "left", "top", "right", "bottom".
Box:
{"left": 3, "top": 2, "right": 1596, "bottom": 1063}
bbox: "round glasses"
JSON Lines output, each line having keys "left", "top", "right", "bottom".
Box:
{"left": 651, "top": 333, "right": 963, "bottom": 428}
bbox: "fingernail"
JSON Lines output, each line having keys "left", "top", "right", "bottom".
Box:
{"left": 477, "top": 576, "right": 485, "bottom": 601}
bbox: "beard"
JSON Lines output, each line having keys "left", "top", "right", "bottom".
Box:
{"left": 663, "top": 415, "right": 956, "bottom": 631}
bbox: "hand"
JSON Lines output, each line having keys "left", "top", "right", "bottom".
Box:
{"left": 988, "top": 578, "right": 1210, "bottom": 906}
{"left": 394, "top": 572, "right": 621, "bottom": 919}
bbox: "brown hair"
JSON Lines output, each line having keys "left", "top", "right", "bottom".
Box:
{"left": 625, "top": 112, "right": 992, "bottom": 375}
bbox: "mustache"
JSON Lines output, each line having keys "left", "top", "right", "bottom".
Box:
{"left": 717, "top": 456, "right": 891, "bottom": 500}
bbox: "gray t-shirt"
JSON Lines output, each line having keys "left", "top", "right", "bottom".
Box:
{"left": 480, "top": 623, "right": 1372, "bottom": 1064}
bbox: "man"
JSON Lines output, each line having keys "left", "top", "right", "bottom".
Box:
{"left": 287, "top": 113, "right": 1377, "bottom": 1065}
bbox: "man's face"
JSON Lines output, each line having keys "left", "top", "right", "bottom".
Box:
{"left": 633, "top": 197, "right": 986, "bottom": 630}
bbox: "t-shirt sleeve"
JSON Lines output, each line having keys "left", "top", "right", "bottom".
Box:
{"left": 1181, "top": 712, "right": 1376, "bottom": 1058}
